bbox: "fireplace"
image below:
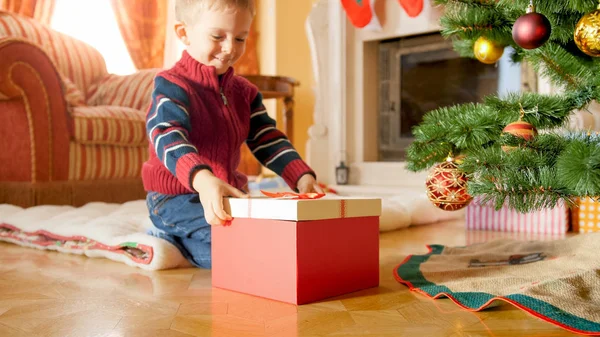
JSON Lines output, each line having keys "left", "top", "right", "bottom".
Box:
{"left": 377, "top": 33, "right": 500, "bottom": 161}
{"left": 305, "top": 0, "right": 526, "bottom": 194}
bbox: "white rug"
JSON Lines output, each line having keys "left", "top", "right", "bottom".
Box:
{"left": 0, "top": 201, "right": 189, "bottom": 270}
{"left": 0, "top": 192, "right": 463, "bottom": 270}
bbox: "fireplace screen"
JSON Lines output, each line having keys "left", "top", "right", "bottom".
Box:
{"left": 378, "top": 33, "right": 501, "bottom": 161}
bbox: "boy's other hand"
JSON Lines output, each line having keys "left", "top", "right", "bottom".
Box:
{"left": 297, "top": 174, "right": 323, "bottom": 194}
{"left": 192, "top": 170, "right": 248, "bottom": 226}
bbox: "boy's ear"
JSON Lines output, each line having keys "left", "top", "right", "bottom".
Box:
{"left": 175, "top": 21, "right": 190, "bottom": 45}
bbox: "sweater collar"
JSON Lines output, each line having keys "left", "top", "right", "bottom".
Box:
{"left": 176, "top": 50, "right": 234, "bottom": 92}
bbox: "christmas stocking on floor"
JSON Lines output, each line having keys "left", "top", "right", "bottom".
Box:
{"left": 398, "top": 0, "right": 424, "bottom": 17}
{"left": 341, "top": 0, "right": 381, "bottom": 30}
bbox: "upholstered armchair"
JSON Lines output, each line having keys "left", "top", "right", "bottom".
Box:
{"left": 0, "top": 10, "right": 159, "bottom": 207}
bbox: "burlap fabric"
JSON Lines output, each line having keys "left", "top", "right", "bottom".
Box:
{"left": 395, "top": 233, "right": 600, "bottom": 334}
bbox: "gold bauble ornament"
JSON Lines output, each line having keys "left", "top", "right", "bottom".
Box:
{"left": 473, "top": 36, "right": 505, "bottom": 64}
{"left": 574, "top": 6, "right": 600, "bottom": 57}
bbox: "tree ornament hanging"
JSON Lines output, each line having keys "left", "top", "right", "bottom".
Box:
{"left": 574, "top": 3, "right": 600, "bottom": 57}
{"left": 425, "top": 156, "right": 472, "bottom": 211}
{"left": 473, "top": 36, "right": 505, "bottom": 64}
{"left": 512, "top": 0, "right": 552, "bottom": 50}
{"left": 501, "top": 104, "right": 538, "bottom": 152}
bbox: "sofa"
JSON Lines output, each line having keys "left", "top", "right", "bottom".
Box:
{"left": 0, "top": 10, "right": 158, "bottom": 207}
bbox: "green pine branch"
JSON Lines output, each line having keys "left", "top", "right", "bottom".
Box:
{"left": 406, "top": 0, "right": 600, "bottom": 212}
{"left": 557, "top": 134, "right": 600, "bottom": 196}
{"left": 523, "top": 44, "right": 598, "bottom": 91}
{"left": 438, "top": 1, "right": 514, "bottom": 45}
{"left": 460, "top": 132, "right": 600, "bottom": 211}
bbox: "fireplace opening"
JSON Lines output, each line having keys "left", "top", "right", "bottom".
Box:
{"left": 377, "top": 32, "right": 520, "bottom": 161}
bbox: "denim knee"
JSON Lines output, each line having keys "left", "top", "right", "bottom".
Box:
{"left": 146, "top": 192, "right": 210, "bottom": 241}
{"left": 146, "top": 192, "right": 213, "bottom": 268}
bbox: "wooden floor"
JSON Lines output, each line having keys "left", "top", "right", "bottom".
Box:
{"left": 0, "top": 219, "right": 580, "bottom": 337}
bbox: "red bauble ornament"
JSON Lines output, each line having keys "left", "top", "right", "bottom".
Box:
{"left": 425, "top": 160, "right": 472, "bottom": 211}
{"left": 512, "top": 3, "right": 551, "bottom": 50}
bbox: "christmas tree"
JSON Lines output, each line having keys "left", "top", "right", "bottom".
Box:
{"left": 407, "top": 0, "right": 600, "bottom": 213}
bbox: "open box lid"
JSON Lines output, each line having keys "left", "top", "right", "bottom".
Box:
{"left": 223, "top": 196, "right": 382, "bottom": 221}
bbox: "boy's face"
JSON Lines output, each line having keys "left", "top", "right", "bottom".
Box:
{"left": 177, "top": 7, "right": 253, "bottom": 75}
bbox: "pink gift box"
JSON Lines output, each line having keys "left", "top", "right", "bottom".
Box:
{"left": 212, "top": 196, "right": 381, "bottom": 305}
{"left": 465, "top": 198, "right": 570, "bottom": 234}
{"left": 466, "top": 230, "right": 567, "bottom": 245}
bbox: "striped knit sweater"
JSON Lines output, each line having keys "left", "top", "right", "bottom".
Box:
{"left": 142, "top": 51, "right": 315, "bottom": 195}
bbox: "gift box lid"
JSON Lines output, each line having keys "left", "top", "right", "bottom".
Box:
{"left": 224, "top": 195, "right": 382, "bottom": 221}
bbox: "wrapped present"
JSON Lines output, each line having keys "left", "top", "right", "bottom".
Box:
{"left": 571, "top": 197, "right": 600, "bottom": 233}
{"left": 466, "top": 230, "right": 566, "bottom": 245}
{"left": 213, "top": 192, "right": 381, "bottom": 305}
{"left": 465, "top": 198, "right": 569, "bottom": 234}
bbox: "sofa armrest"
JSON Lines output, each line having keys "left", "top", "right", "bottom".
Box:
{"left": 0, "top": 38, "right": 72, "bottom": 183}
{"left": 87, "top": 68, "right": 160, "bottom": 111}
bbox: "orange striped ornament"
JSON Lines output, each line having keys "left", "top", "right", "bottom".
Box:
{"left": 502, "top": 120, "right": 537, "bottom": 152}
{"left": 502, "top": 120, "right": 537, "bottom": 140}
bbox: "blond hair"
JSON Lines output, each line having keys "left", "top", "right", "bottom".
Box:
{"left": 175, "top": 0, "right": 256, "bottom": 23}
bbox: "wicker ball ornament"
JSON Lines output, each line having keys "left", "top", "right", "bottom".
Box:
{"left": 425, "top": 160, "right": 472, "bottom": 211}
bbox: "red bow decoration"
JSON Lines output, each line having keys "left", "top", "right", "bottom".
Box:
{"left": 260, "top": 190, "right": 326, "bottom": 200}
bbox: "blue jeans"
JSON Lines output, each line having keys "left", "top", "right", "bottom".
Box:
{"left": 146, "top": 192, "right": 212, "bottom": 268}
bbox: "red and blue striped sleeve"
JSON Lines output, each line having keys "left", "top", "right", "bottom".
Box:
{"left": 246, "top": 92, "right": 316, "bottom": 190}
{"left": 146, "top": 75, "right": 213, "bottom": 191}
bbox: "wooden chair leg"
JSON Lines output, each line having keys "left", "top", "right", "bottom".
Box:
{"left": 283, "top": 96, "right": 295, "bottom": 144}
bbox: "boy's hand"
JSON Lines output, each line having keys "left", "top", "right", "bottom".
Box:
{"left": 192, "top": 170, "right": 248, "bottom": 226}
{"left": 297, "top": 174, "right": 323, "bottom": 194}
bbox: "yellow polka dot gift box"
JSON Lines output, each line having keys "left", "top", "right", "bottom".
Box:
{"left": 571, "top": 197, "right": 600, "bottom": 233}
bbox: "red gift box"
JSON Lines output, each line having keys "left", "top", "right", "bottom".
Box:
{"left": 213, "top": 196, "right": 381, "bottom": 305}
{"left": 465, "top": 197, "right": 569, "bottom": 234}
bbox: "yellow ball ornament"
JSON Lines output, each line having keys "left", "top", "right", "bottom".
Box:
{"left": 574, "top": 6, "right": 600, "bottom": 57}
{"left": 473, "top": 36, "right": 505, "bottom": 64}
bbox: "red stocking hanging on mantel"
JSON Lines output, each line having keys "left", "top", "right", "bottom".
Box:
{"left": 341, "top": 0, "right": 381, "bottom": 30}
{"left": 398, "top": 0, "right": 424, "bottom": 17}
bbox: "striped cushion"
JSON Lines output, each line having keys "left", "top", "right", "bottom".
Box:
{"left": 61, "top": 76, "right": 86, "bottom": 107}
{"left": 87, "top": 69, "right": 158, "bottom": 111}
{"left": 68, "top": 142, "right": 148, "bottom": 180}
{"left": 71, "top": 106, "right": 147, "bottom": 146}
{"left": 0, "top": 11, "right": 108, "bottom": 96}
